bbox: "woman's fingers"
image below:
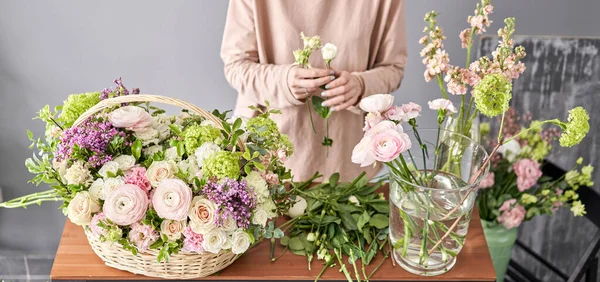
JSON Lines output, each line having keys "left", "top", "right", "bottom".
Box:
{"left": 321, "top": 93, "right": 347, "bottom": 107}
{"left": 322, "top": 72, "right": 350, "bottom": 92}
{"left": 294, "top": 75, "right": 335, "bottom": 89}
{"left": 294, "top": 68, "right": 334, "bottom": 79}
{"left": 331, "top": 96, "right": 358, "bottom": 111}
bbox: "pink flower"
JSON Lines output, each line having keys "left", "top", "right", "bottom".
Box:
{"left": 90, "top": 212, "right": 108, "bottom": 238}
{"left": 363, "top": 113, "right": 385, "bottom": 131}
{"left": 497, "top": 199, "right": 526, "bottom": 229}
{"left": 152, "top": 178, "right": 193, "bottom": 221}
{"left": 262, "top": 172, "right": 280, "bottom": 187}
{"left": 365, "top": 120, "right": 402, "bottom": 137}
{"left": 182, "top": 225, "right": 205, "bottom": 253}
{"left": 103, "top": 184, "right": 148, "bottom": 226}
{"left": 513, "top": 159, "right": 542, "bottom": 191}
{"left": 276, "top": 148, "right": 288, "bottom": 163}
{"left": 428, "top": 99, "right": 458, "bottom": 114}
{"left": 370, "top": 130, "right": 412, "bottom": 162}
{"left": 483, "top": 4, "right": 494, "bottom": 15}
{"left": 399, "top": 102, "right": 422, "bottom": 120}
{"left": 128, "top": 222, "right": 158, "bottom": 252}
{"left": 478, "top": 172, "right": 495, "bottom": 189}
{"left": 108, "top": 106, "right": 152, "bottom": 132}
{"left": 359, "top": 94, "right": 394, "bottom": 114}
{"left": 552, "top": 201, "right": 563, "bottom": 213}
{"left": 352, "top": 135, "right": 376, "bottom": 167}
{"left": 459, "top": 28, "right": 472, "bottom": 49}
{"left": 469, "top": 15, "right": 485, "bottom": 30}
{"left": 124, "top": 166, "right": 152, "bottom": 195}
{"left": 383, "top": 106, "right": 406, "bottom": 122}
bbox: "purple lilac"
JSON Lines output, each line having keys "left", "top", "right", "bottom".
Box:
{"left": 99, "top": 77, "right": 139, "bottom": 100}
{"left": 202, "top": 179, "right": 257, "bottom": 229}
{"left": 55, "top": 118, "right": 126, "bottom": 167}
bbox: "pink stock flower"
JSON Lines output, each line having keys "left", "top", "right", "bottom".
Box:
{"left": 370, "top": 130, "right": 412, "bottom": 163}
{"left": 152, "top": 178, "right": 193, "bottom": 221}
{"left": 128, "top": 222, "right": 158, "bottom": 252}
{"left": 428, "top": 99, "right": 458, "bottom": 114}
{"left": 459, "top": 28, "right": 472, "bottom": 49}
{"left": 469, "top": 15, "right": 485, "bottom": 30}
{"left": 276, "top": 148, "right": 288, "bottom": 163}
{"left": 108, "top": 106, "right": 152, "bottom": 132}
{"left": 497, "top": 199, "right": 525, "bottom": 229}
{"left": 103, "top": 184, "right": 148, "bottom": 226}
{"left": 124, "top": 166, "right": 152, "bottom": 195}
{"left": 513, "top": 159, "right": 543, "bottom": 191}
{"left": 399, "top": 102, "right": 422, "bottom": 120}
{"left": 424, "top": 49, "right": 450, "bottom": 82}
{"left": 182, "top": 225, "right": 205, "bottom": 253}
{"left": 363, "top": 113, "right": 385, "bottom": 131}
{"left": 478, "top": 172, "right": 495, "bottom": 189}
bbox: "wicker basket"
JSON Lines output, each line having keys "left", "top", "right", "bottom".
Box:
{"left": 74, "top": 94, "right": 243, "bottom": 279}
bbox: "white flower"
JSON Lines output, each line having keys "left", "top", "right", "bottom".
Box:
{"left": 351, "top": 135, "right": 376, "bottom": 167}
{"left": 231, "top": 229, "right": 252, "bottom": 254}
{"left": 143, "top": 145, "right": 163, "bottom": 158}
{"left": 348, "top": 195, "right": 361, "bottom": 207}
{"left": 64, "top": 161, "right": 93, "bottom": 185}
{"left": 152, "top": 114, "right": 172, "bottom": 140}
{"left": 165, "top": 147, "right": 180, "bottom": 161}
{"left": 498, "top": 139, "right": 522, "bottom": 162}
{"left": 261, "top": 199, "right": 278, "bottom": 218}
{"left": 202, "top": 228, "right": 227, "bottom": 254}
{"left": 67, "top": 191, "right": 101, "bottom": 226}
{"left": 359, "top": 94, "right": 394, "bottom": 114}
{"left": 194, "top": 142, "right": 222, "bottom": 167}
{"left": 178, "top": 159, "right": 199, "bottom": 181}
{"left": 221, "top": 235, "right": 233, "bottom": 250}
{"left": 98, "top": 161, "right": 120, "bottom": 179}
{"left": 244, "top": 171, "right": 269, "bottom": 203}
{"left": 88, "top": 178, "right": 104, "bottom": 202}
{"left": 222, "top": 215, "right": 238, "bottom": 233}
{"left": 251, "top": 207, "right": 269, "bottom": 227}
{"left": 134, "top": 127, "right": 160, "bottom": 146}
{"left": 52, "top": 159, "right": 67, "bottom": 180}
{"left": 102, "top": 177, "right": 125, "bottom": 200}
{"left": 200, "top": 119, "right": 218, "bottom": 127}
{"left": 174, "top": 112, "right": 191, "bottom": 126}
{"left": 189, "top": 196, "right": 217, "bottom": 235}
{"left": 301, "top": 32, "right": 321, "bottom": 50}
{"left": 428, "top": 98, "right": 458, "bottom": 114}
{"left": 288, "top": 196, "right": 307, "bottom": 218}
{"left": 321, "top": 43, "right": 338, "bottom": 61}
{"left": 146, "top": 160, "right": 177, "bottom": 187}
{"left": 113, "top": 155, "right": 136, "bottom": 171}
{"left": 307, "top": 233, "right": 316, "bottom": 242}
{"left": 160, "top": 220, "right": 186, "bottom": 241}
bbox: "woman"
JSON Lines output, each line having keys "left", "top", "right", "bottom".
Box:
{"left": 221, "top": 0, "right": 406, "bottom": 181}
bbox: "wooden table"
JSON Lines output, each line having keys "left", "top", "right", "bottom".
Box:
{"left": 51, "top": 212, "right": 494, "bottom": 281}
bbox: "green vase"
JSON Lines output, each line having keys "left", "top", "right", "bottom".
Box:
{"left": 481, "top": 220, "right": 517, "bottom": 282}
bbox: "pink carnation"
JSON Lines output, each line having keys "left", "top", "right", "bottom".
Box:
{"left": 478, "top": 172, "right": 495, "bottom": 189}
{"left": 383, "top": 106, "right": 405, "bottom": 122}
{"left": 428, "top": 99, "right": 458, "bottom": 114}
{"left": 399, "top": 102, "right": 422, "bottom": 120}
{"left": 182, "top": 226, "right": 205, "bottom": 253}
{"left": 89, "top": 212, "right": 107, "bottom": 238}
{"left": 497, "top": 199, "right": 525, "bottom": 229}
{"left": 124, "top": 166, "right": 152, "bottom": 195}
{"left": 513, "top": 159, "right": 542, "bottom": 192}
{"left": 128, "top": 222, "right": 158, "bottom": 252}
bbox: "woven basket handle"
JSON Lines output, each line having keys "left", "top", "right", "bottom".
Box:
{"left": 72, "top": 94, "right": 245, "bottom": 150}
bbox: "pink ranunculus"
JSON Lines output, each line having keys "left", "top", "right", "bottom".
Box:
{"left": 363, "top": 113, "right": 385, "bottom": 131}
{"left": 365, "top": 120, "right": 402, "bottom": 137}
{"left": 128, "top": 222, "right": 158, "bottom": 252}
{"left": 108, "top": 106, "right": 152, "bottom": 132}
{"left": 359, "top": 94, "right": 394, "bottom": 114}
{"left": 478, "top": 172, "right": 495, "bottom": 189}
{"left": 352, "top": 135, "right": 376, "bottom": 167}
{"left": 152, "top": 178, "right": 193, "bottom": 221}
{"left": 428, "top": 98, "right": 458, "bottom": 114}
{"left": 497, "top": 199, "right": 526, "bottom": 229}
{"left": 103, "top": 184, "right": 148, "bottom": 226}
{"left": 399, "top": 102, "right": 422, "bottom": 120}
{"left": 370, "top": 130, "right": 412, "bottom": 162}
{"left": 513, "top": 159, "right": 542, "bottom": 192}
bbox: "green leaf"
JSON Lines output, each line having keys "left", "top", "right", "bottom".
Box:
{"left": 177, "top": 141, "right": 185, "bottom": 157}
{"left": 369, "top": 202, "right": 389, "bottom": 214}
{"left": 364, "top": 229, "right": 373, "bottom": 244}
{"left": 307, "top": 199, "right": 323, "bottom": 212}
{"left": 309, "top": 215, "right": 341, "bottom": 226}
{"left": 364, "top": 243, "right": 378, "bottom": 264}
{"left": 273, "top": 228, "right": 285, "bottom": 239}
{"left": 280, "top": 236, "right": 290, "bottom": 246}
{"left": 357, "top": 211, "right": 371, "bottom": 231}
{"left": 232, "top": 118, "right": 242, "bottom": 131}
{"left": 358, "top": 182, "right": 384, "bottom": 196}
{"left": 290, "top": 248, "right": 307, "bottom": 256}
{"left": 311, "top": 96, "right": 332, "bottom": 119}
{"left": 354, "top": 174, "right": 369, "bottom": 189}
{"left": 27, "top": 130, "right": 33, "bottom": 141}
{"left": 157, "top": 245, "right": 170, "bottom": 263}
{"left": 168, "top": 124, "right": 182, "bottom": 136}
{"left": 253, "top": 161, "right": 265, "bottom": 171}
{"left": 328, "top": 173, "right": 340, "bottom": 187}
{"left": 369, "top": 214, "right": 389, "bottom": 229}
{"left": 132, "top": 139, "right": 142, "bottom": 161}
{"left": 340, "top": 212, "right": 358, "bottom": 231}
{"left": 288, "top": 236, "right": 304, "bottom": 251}
{"left": 337, "top": 203, "right": 362, "bottom": 213}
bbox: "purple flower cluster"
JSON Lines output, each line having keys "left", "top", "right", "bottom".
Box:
{"left": 100, "top": 77, "right": 140, "bottom": 100}
{"left": 55, "top": 118, "right": 126, "bottom": 167}
{"left": 203, "top": 179, "right": 257, "bottom": 229}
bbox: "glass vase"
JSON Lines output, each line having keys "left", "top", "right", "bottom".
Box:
{"left": 388, "top": 129, "right": 490, "bottom": 276}
{"left": 443, "top": 112, "right": 481, "bottom": 143}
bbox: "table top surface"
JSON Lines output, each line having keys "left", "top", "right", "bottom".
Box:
{"left": 51, "top": 188, "right": 495, "bottom": 281}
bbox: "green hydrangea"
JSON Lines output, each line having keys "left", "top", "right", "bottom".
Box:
{"left": 559, "top": 107, "right": 590, "bottom": 147}
{"left": 183, "top": 124, "right": 222, "bottom": 154}
{"left": 472, "top": 74, "right": 512, "bottom": 117}
{"left": 203, "top": 151, "right": 241, "bottom": 180}
{"left": 247, "top": 116, "right": 280, "bottom": 140}
{"left": 59, "top": 92, "right": 101, "bottom": 127}
{"left": 279, "top": 134, "right": 294, "bottom": 156}
{"left": 520, "top": 194, "right": 538, "bottom": 205}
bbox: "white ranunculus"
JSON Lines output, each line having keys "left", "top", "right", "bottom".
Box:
{"left": 498, "top": 139, "right": 522, "bottom": 162}
{"left": 67, "top": 191, "right": 101, "bottom": 226}
{"left": 143, "top": 145, "right": 163, "bottom": 158}
{"left": 160, "top": 219, "right": 186, "bottom": 241}
{"left": 165, "top": 147, "right": 180, "bottom": 161}
{"left": 146, "top": 160, "right": 177, "bottom": 187}
{"left": 64, "top": 161, "right": 93, "bottom": 185}
{"left": 113, "top": 155, "right": 136, "bottom": 171}
{"left": 155, "top": 124, "right": 171, "bottom": 141}
{"left": 221, "top": 215, "right": 238, "bottom": 233}
{"left": 98, "top": 161, "right": 120, "bottom": 179}
{"left": 194, "top": 142, "right": 221, "bottom": 167}
{"left": 359, "top": 94, "right": 394, "bottom": 114}
{"left": 321, "top": 43, "right": 338, "bottom": 61}
{"left": 351, "top": 135, "right": 376, "bottom": 167}
{"left": 134, "top": 127, "right": 160, "bottom": 146}
{"left": 287, "top": 196, "right": 307, "bottom": 218}
{"left": 251, "top": 207, "right": 269, "bottom": 227}
{"left": 231, "top": 229, "right": 252, "bottom": 254}
{"left": 202, "top": 228, "right": 227, "bottom": 254}
{"left": 189, "top": 196, "right": 217, "bottom": 235}
{"left": 244, "top": 171, "right": 269, "bottom": 203}
{"left": 102, "top": 177, "right": 125, "bottom": 200}
{"left": 88, "top": 178, "right": 104, "bottom": 202}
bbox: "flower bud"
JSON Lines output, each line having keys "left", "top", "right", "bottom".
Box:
{"left": 307, "top": 232, "right": 316, "bottom": 242}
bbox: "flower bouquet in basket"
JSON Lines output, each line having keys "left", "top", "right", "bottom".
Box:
{"left": 0, "top": 78, "right": 295, "bottom": 279}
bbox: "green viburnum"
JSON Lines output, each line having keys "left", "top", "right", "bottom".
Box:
{"left": 58, "top": 92, "right": 101, "bottom": 127}
{"left": 570, "top": 200, "right": 586, "bottom": 216}
{"left": 278, "top": 134, "right": 295, "bottom": 156}
{"left": 558, "top": 107, "right": 590, "bottom": 147}
{"left": 565, "top": 166, "right": 594, "bottom": 189}
{"left": 520, "top": 194, "right": 538, "bottom": 205}
{"left": 183, "top": 124, "right": 222, "bottom": 154}
{"left": 203, "top": 151, "right": 241, "bottom": 180}
{"left": 479, "top": 122, "right": 491, "bottom": 137}
{"left": 472, "top": 74, "right": 512, "bottom": 117}
{"left": 247, "top": 116, "right": 280, "bottom": 140}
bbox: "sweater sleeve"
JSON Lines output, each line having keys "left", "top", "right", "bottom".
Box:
{"left": 220, "top": 0, "right": 304, "bottom": 109}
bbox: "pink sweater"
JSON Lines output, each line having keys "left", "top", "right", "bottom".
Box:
{"left": 221, "top": 0, "right": 407, "bottom": 181}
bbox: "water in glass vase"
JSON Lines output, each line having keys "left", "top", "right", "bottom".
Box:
{"left": 389, "top": 173, "right": 473, "bottom": 276}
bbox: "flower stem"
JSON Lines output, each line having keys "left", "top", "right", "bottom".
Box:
{"left": 326, "top": 117, "right": 330, "bottom": 157}
{"left": 368, "top": 240, "right": 390, "bottom": 280}
{"left": 436, "top": 75, "right": 448, "bottom": 99}
{"left": 349, "top": 249, "right": 362, "bottom": 282}
{"left": 0, "top": 190, "right": 62, "bottom": 208}
{"left": 315, "top": 261, "right": 331, "bottom": 282}
{"left": 307, "top": 98, "right": 317, "bottom": 134}
{"left": 334, "top": 248, "right": 353, "bottom": 282}
{"left": 504, "top": 119, "right": 561, "bottom": 143}
{"left": 418, "top": 211, "right": 430, "bottom": 265}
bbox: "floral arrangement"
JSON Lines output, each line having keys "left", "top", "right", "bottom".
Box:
{"left": 477, "top": 108, "right": 594, "bottom": 229}
{"left": 1, "top": 78, "right": 295, "bottom": 262}
{"left": 293, "top": 32, "right": 338, "bottom": 155}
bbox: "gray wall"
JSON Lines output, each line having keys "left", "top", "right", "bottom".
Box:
{"left": 0, "top": 0, "right": 598, "bottom": 276}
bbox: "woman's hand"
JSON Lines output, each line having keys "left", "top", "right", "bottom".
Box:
{"left": 287, "top": 66, "right": 335, "bottom": 100}
{"left": 320, "top": 70, "right": 362, "bottom": 111}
